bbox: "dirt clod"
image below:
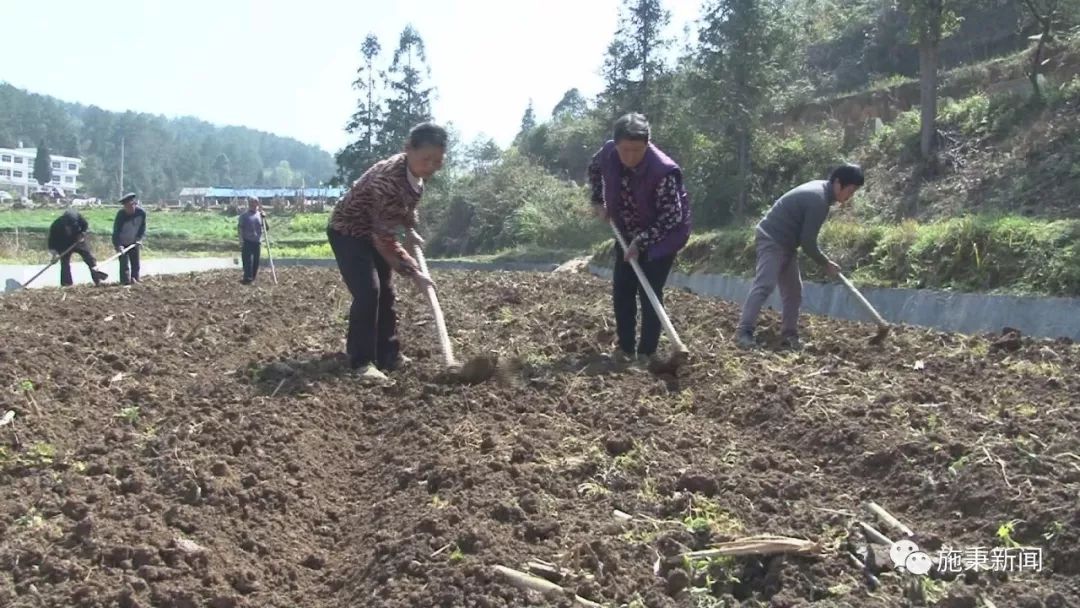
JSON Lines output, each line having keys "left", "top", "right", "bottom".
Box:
{"left": 665, "top": 568, "right": 690, "bottom": 596}
{"left": 604, "top": 434, "right": 635, "bottom": 456}
{"left": 938, "top": 594, "right": 978, "bottom": 608}
{"left": 676, "top": 471, "right": 719, "bottom": 496}
{"left": 72, "top": 517, "right": 94, "bottom": 539}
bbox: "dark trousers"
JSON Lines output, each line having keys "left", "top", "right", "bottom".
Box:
{"left": 59, "top": 243, "right": 97, "bottom": 287}
{"left": 327, "top": 228, "right": 399, "bottom": 369}
{"left": 241, "top": 239, "right": 261, "bottom": 280}
{"left": 119, "top": 246, "right": 141, "bottom": 284}
{"left": 612, "top": 241, "right": 676, "bottom": 356}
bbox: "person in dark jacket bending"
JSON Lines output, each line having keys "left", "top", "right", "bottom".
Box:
{"left": 587, "top": 113, "right": 692, "bottom": 366}
{"left": 112, "top": 193, "right": 146, "bottom": 285}
{"left": 47, "top": 209, "right": 108, "bottom": 287}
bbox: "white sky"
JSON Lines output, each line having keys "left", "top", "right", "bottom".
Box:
{"left": 2, "top": 0, "right": 704, "bottom": 153}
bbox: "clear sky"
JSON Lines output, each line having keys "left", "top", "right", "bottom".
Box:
{"left": 2, "top": 0, "right": 703, "bottom": 154}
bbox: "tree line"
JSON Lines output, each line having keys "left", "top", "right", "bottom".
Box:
{"left": 0, "top": 83, "right": 336, "bottom": 201}
{"left": 336, "top": 0, "right": 1077, "bottom": 256}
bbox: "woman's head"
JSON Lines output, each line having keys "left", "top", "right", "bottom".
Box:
{"left": 612, "top": 113, "right": 650, "bottom": 169}
{"left": 405, "top": 122, "right": 447, "bottom": 179}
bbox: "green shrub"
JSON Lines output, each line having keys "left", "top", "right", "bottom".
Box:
{"left": 867, "top": 109, "right": 921, "bottom": 162}
{"left": 755, "top": 128, "right": 846, "bottom": 204}
{"left": 939, "top": 94, "right": 992, "bottom": 137}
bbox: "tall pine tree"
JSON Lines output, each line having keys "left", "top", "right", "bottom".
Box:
{"left": 551, "top": 88, "right": 588, "bottom": 120}
{"left": 33, "top": 140, "right": 53, "bottom": 187}
{"left": 213, "top": 152, "right": 232, "bottom": 186}
{"left": 599, "top": 0, "right": 672, "bottom": 124}
{"left": 696, "top": 0, "right": 794, "bottom": 217}
{"left": 514, "top": 100, "right": 537, "bottom": 145}
{"left": 334, "top": 34, "right": 385, "bottom": 185}
{"left": 379, "top": 25, "right": 435, "bottom": 157}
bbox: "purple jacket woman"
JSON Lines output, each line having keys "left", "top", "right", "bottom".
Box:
{"left": 588, "top": 113, "right": 691, "bottom": 364}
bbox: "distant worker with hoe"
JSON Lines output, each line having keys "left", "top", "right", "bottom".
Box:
{"left": 237, "top": 197, "right": 264, "bottom": 284}
{"left": 47, "top": 208, "right": 108, "bottom": 287}
{"left": 112, "top": 193, "right": 146, "bottom": 285}
{"left": 735, "top": 163, "right": 865, "bottom": 350}
{"left": 588, "top": 112, "right": 692, "bottom": 366}
{"left": 326, "top": 122, "right": 442, "bottom": 385}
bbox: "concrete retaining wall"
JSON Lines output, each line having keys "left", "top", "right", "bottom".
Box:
{"left": 589, "top": 264, "right": 1080, "bottom": 341}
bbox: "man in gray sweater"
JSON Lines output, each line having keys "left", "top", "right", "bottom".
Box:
{"left": 736, "top": 164, "right": 864, "bottom": 349}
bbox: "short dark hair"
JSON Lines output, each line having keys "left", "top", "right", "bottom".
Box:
{"left": 829, "top": 163, "right": 865, "bottom": 187}
{"left": 612, "top": 113, "right": 650, "bottom": 143}
{"left": 408, "top": 122, "right": 448, "bottom": 150}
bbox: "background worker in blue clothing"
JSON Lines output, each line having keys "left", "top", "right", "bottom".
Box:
{"left": 237, "top": 197, "right": 264, "bottom": 284}
{"left": 111, "top": 192, "right": 146, "bottom": 285}
{"left": 47, "top": 208, "right": 108, "bottom": 286}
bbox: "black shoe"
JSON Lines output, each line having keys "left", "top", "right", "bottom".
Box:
{"left": 91, "top": 270, "right": 108, "bottom": 286}
{"left": 780, "top": 335, "right": 803, "bottom": 350}
{"left": 241, "top": 278, "right": 252, "bottom": 284}
{"left": 735, "top": 330, "right": 756, "bottom": 349}
{"left": 378, "top": 354, "right": 411, "bottom": 372}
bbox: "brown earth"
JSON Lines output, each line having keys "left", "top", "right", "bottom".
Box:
{"left": 1, "top": 267, "right": 1078, "bottom": 608}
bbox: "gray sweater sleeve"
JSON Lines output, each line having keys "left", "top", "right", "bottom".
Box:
{"left": 799, "top": 203, "right": 831, "bottom": 266}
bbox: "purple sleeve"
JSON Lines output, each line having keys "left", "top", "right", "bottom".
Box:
{"left": 587, "top": 150, "right": 604, "bottom": 206}
{"left": 637, "top": 173, "right": 684, "bottom": 248}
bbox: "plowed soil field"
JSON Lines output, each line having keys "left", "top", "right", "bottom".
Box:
{"left": 1, "top": 267, "right": 1078, "bottom": 608}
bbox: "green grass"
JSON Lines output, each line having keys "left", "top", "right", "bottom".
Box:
{"left": 269, "top": 242, "right": 333, "bottom": 258}
{"left": 0, "top": 208, "right": 333, "bottom": 263}
{"left": 0, "top": 209, "right": 590, "bottom": 265}
{"left": 0, "top": 208, "right": 331, "bottom": 240}
{"left": 5, "top": 207, "right": 1078, "bottom": 298}
{"left": 0, "top": 207, "right": 591, "bottom": 264}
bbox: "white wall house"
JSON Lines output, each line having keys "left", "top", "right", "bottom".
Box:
{"left": 0, "top": 143, "right": 82, "bottom": 197}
